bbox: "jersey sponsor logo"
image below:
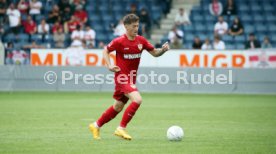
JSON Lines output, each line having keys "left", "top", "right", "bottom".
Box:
{"left": 124, "top": 47, "right": 129, "bottom": 50}
{"left": 138, "top": 44, "right": 143, "bottom": 51}
{"left": 123, "top": 53, "right": 142, "bottom": 59}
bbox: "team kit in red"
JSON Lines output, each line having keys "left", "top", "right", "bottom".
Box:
{"left": 89, "top": 14, "right": 169, "bottom": 140}
{"left": 96, "top": 35, "right": 154, "bottom": 129}
{"left": 108, "top": 34, "right": 154, "bottom": 104}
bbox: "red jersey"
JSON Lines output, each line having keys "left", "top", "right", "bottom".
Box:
{"left": 107, "top": 34, "right": 154, "bottom": 85}
{"left": 67, "top": 21, "right": 80, "bottom": 33}
{"left": 18, "top": 2, "right": 29, "bottom": 14}
{"left": 23, "top": 21, "right": 36, "bottom": 34}
{"left": 52, "top": 24, "right": 63, "bottom": 33}
{"left": 74, "top": 10, "right": 88, "bottom": 23}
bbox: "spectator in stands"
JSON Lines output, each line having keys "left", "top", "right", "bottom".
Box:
{"left": 5, "top": 42, "right": 14, "bottom": 64}
{"left": 98, "top": 41, "right": 106, "bottom": 49}
{"left": 29, "top": 0, "right": 42, "bottom": 16}
{"left": 168, "top": 25, "right": 184, "bottom": 49}
{"left": 58, "top": 0, "right": 71, "bottom": 13}
{"left": 0, "top": 0, "right": 8, "bottom": 35}
{"left": 245, "top": 33, "right": 261, "bottom": 49}
{"left": 83, "top": 25, "right": 96, "bottom": 48}
{"left": 174, "top": 8, "right": 190, "bottom": 26}
{"left": 71, "top": 24, "right": 84, "bottom": 46}
{"left": 228, "top": 17, "right": 243, "bottom": 36}
{"left": 38, "top": 19, "right": 49, "bottom": 35}
{"left": 0, "top": 0, "right": 7, "bottom": 33}
{"left": 4, "top": 42, "right": 12, "bottom": 64}
{"left": 53, "top": 27, "right": 65, "bottom": 48}
{"left": 73, "top": 5, "right": 88, "bottom": 25}
{"left": 23, "top": 15, "right": 37, "bottom": 35}
{"left": 81, "top": 40, "right": 87, "bottom": 49}
{"left": 163, "top": 0, "right": 172, "bottom": 15}
{"left": 17, "top": 0, "right": 29, "bottom": 15}
{"left": 6, "top": 3, "right": 21, "bottom": 35}
{"left": 65, "top": 15, "right": 80, "bottom": 33}
{"left": 47, "top": 5, "right": 61, "bottom": 24}
{"left": 0, "top": 24, "right": 4, "bottom": 35}
{"left": 61, "top": 6, "right": 72, "bottom": 24}
{"left": 113, "top": 19, "right": 126, "bottom": 37}
{"left": 139, "top": 8, "right": 151, "bottom": 38}
{"left": 52, "top": 20, "right": 63, "bottom": 34}
{"left": 37, "top": 18, "right": 50, "bottom": 44}
{"left": 201, "top": 38, "right": 212, "bottom": 50}
{"left": 223, "top": 0, "right": 236, "bottom": 16}
{"left": 71, "top": 0, "right": 86, "bottom": 10}
{"left": 127, "top": 4, "right": 139, "bottom": 16}
{"left": 214, "top": 16, "right": 228, "bottom": 36}
{"left": 209, "top": 0, "right": 223, "bottom": 16}
{"left": 5, "top": 42, "right": 14, "bottom": 50}
{"left": 213, "top": 35, "right": 225, "bottom": 50}
{"left": 192, "top": 36, "right": 202, "bottom": 49}
{"left": 261, "top": 36, "right": 272, "bottom": 49}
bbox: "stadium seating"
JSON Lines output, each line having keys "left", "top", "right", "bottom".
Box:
{"left": 1, "top": 0, "right": 276, "bottom": 50}
{"left": 179, "top": 0, "right": 276, "bottom": 49}
{"left": 1, "top": 0, "right": 168, "bottom": 49}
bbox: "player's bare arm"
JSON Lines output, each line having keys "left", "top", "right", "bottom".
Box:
{"left": 149, "top": 42, "right": 170, "bottom": 57}
{"left": 103, "top": 48, "right": 120, "bottom": 72}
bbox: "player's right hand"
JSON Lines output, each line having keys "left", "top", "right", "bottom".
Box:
{"left": 162, "top": 41, "right": 170, "bottom": 52}
{"left": 108, "top": 65, "right": 121, "bottom": 72}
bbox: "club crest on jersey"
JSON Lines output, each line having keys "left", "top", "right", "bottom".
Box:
{"left": 138, "top": 44, "right": 143, "bottom": 51}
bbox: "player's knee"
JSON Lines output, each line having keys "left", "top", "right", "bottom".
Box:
{"left": 114, "top": 104, "right": 124, "bottom": 112}
{"left": 113, "top": 102, "right": 124, "bottom": 112}
{"left": 133, "top": 96, "right": 142, "bottom": 104}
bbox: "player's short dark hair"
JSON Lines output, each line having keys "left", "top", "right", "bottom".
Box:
{"left": 123, "top": 14, "right": 139, "bottom": 25}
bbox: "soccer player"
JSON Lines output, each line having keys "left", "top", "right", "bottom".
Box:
{"left": 89, "top": 14, "right": 170, "bottom": 140}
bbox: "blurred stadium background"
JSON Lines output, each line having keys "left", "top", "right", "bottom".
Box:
{"left": 0, "top": 0, "right": 276, "bottom": 53}
{"left": 0, "top": 0, "right": 276, "bottom": 153}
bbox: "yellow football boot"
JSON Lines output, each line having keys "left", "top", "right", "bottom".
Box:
{"left": 114, "top": 128, "right": 132, "bottom": 140}
{"left": 89, "top": 123, "right": 101, "bottom": 140}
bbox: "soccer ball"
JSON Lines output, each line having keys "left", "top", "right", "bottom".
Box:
{"left": 167, "top": 126, "right": 184, "bottom": 141}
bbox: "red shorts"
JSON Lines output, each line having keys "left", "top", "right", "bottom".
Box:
{"left": 113, "top": 84, "right": 138, "bottom": 104}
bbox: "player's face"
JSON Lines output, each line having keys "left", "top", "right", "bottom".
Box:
{"left": 125, "top": 22, "right": 139, "bottom": 37}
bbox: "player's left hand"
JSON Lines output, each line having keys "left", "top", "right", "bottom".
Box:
{"left": 108, "top": 65, "right": 121, "bottom": 72}
{"left": 162, "top": 41, "right": 170, "bottom": 52}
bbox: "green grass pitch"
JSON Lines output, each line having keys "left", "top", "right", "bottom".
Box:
{"left": 0, "top": 92, "right": 275, "bottom": 154}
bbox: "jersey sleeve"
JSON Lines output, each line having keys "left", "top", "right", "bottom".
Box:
{"left": 142, "top": 37, "right": 154, "bottom": 51}
{"left": 106, "top": 39, "right": 119, "bottom": 53}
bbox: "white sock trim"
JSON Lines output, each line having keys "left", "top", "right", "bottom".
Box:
{"left": 117, "top": 126, "right": 125, "bottom": 130}
{"left": 94, "top": 122, "right": 100, "bottom": 128}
